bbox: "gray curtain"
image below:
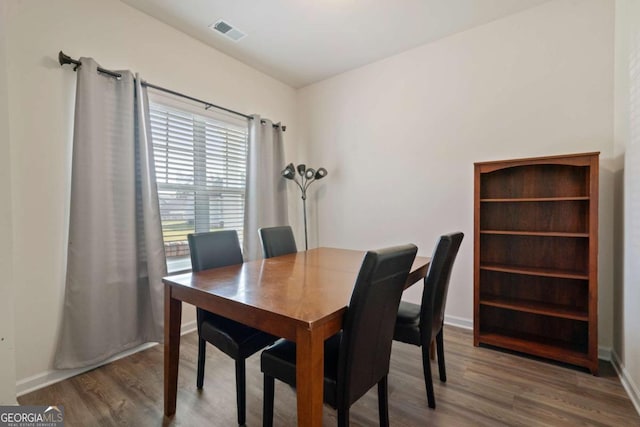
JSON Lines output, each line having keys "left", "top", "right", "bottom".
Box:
{"left": 243, "top": 115, "right": 288, "bottom": 261}
{"left": 55, "top": 59, "right": 166, "bottom": 369}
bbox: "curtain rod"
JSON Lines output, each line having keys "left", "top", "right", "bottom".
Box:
{"left": 58, "top": 51, "right": 286, "bottom": 131}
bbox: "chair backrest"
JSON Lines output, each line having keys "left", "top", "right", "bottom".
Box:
{"left": 337, "top": 244, "right": 418, "bottom": 406}
{"left": 258, "top": 226, "right": 298, "bottom": 258}
{"left": 187, "top": 230, "right": 243, "bottom": 272}
{"left": 420, "top": 232, "right": 464, "bottom": 340}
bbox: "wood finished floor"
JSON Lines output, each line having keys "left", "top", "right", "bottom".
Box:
{"left": 18, "top": 326, "right": 640, "bottom": 426}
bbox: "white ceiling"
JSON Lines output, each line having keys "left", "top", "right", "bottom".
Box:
{"left": 121, "top": 0, "right": 551, "bottom": 88}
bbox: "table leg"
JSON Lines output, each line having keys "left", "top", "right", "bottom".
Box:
{"left": 296, "top": 326, "right": 324, "bottom": 427}
{"left": 164, "top": 285, "right": 182, "bottom": 416}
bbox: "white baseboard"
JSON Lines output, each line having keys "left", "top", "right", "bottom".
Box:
{"left": 180, "top": 320, "right": 198, "bottom": 336}
{"left": 598, "top": 346, "right": 612, "bottom": 361}
{"left": 16, "top": 320, "right": 197, "bottom": 397}
{"left": 16, "top": 344, "right": 158, "bottom": 397}
{"left": 444, "top": 314, "right": 473, "bottom": 330}
{"left": 611, "top": 350, "right": 640, "bottom": 416}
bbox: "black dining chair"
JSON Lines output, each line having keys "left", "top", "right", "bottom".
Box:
{"left": 393, "top": 232, "right": 463, "bottom": 409}
{"left": 259, "top": 225, "right": 298, "bottom": 258}
{"left": 187, "top": 230, "right": 277, "bottom": 426}
{"left": 261, "top": 244, "right": 418, "bottom": 427}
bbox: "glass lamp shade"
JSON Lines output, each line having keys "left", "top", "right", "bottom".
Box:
{"left": 305, "top": 168, "right": 316, "bottom": 179}
{"left": 281, "top": 163, "right": 296, "bottom": 179}
{"left": 297, "top": 164, "right": 306, "bottom": 176}
{"left": 315, "top": 168, "right": 328, "bottom": 180}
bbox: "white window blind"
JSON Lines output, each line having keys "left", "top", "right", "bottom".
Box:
{"left": 149, "top": 100, "right": 248, "bottom": 266}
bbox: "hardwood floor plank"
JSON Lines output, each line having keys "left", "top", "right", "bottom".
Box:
{"left": 18, "top": 327, "right": 640, "bottom": 426}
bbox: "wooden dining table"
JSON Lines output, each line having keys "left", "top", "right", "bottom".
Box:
{"left": 163, "top": 247, "right": 430, "bottom": 427}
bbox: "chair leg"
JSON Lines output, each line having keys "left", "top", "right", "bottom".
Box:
{"left": 378, "top": 376, "right": 389, "bottom": 427}
{"left": 436, "top": 329, "right": 446, "bottom": 382}
{"left": 235, "top": 359, "right": 246, "bottom": 426}
{"left": 263, "top": 375, "right": 275, "bottom": 427}
{"left": 196, "top": 338, "right": 206, "bottom": 389}
{"left": 337, "top": 406, "right": 350, "bottom": 427}
{"left": 421, "top": 344, "right": 436, "bottom": 409}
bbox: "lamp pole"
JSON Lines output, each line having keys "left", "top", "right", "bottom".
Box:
{"left": 281, "top": 163, "right": 328, "bottom": 250}
{"left": 302, "top": 194, "right": 309, "bottom": 250}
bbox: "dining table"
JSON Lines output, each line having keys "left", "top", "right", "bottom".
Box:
{"left": 163, "top": 247, "right": 430, "bottom": 427}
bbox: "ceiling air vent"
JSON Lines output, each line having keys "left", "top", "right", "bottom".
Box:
{"left": 210, "top": 19, "right": 246, "bottom": 42}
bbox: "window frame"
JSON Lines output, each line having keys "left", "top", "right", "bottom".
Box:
{"left": 148, "top": 91, "right": 249, "bottom": 272}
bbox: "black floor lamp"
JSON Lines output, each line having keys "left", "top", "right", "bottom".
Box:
{"left": 281, "top": 163, "right": 328, "bottom": 250}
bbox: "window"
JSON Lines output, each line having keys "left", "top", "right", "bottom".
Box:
{"left": 149, "top": 97, "right": 249, "bottom": 271}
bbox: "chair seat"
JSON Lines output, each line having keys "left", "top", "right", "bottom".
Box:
{"left": 261, "top": 333, "right": 342, "bottom": 408}
{"left": 200, "top": 310, "right": 277, "bottom": 360}
{"left": 394, "top": 301, "right": 422, "bottom": 346}
{"left": 396, "top": 301, "right": 421, "bottom": 325}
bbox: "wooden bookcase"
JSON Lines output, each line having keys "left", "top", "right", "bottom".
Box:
{"left": 473, "top": 152, "right": 599, "bottom": 374}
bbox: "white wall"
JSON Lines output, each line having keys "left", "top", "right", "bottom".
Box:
{"left": 5, "top": 0, "right": 297, "bottom": 387}
{"left": 5, "top": 0, "right": 632, "bottom": 405}
{"left": 0, "top": 1, "right": 17, "bottom": 405}
{"left": 297, "top": 0, "right": 615, "bottom": 341}
{"left": 615, "top": 0, "right": 640, "bottom": 413}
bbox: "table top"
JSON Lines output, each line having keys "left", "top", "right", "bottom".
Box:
{"left": 163, "top": 247, "right": 430, "bottom": 340}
